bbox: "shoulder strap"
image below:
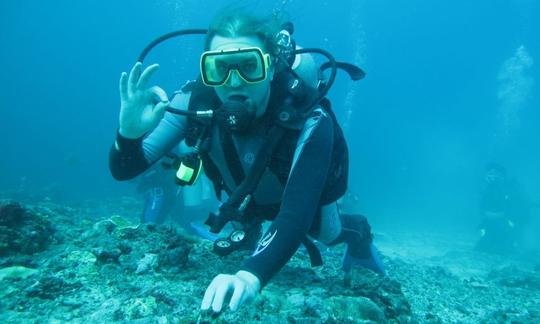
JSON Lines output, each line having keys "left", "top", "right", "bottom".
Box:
{"left": 268, "top": 71, "right": 323, "bottom": 130}
{"left": 218, "top": 124, "right": 245, "bottom": 186}
{"left": 224, "top": 125, "right": 286, "bottom": 209}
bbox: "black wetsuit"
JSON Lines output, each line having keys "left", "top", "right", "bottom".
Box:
{"left": 110, "top": 88, "right": 348, "bottom": 287}
{"left": 476, "top": 180, "right": 530, "bottom": 254}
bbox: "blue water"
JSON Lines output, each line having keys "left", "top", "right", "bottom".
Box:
{"left": 1, "top": 0, "right": 538, "bottom": 229}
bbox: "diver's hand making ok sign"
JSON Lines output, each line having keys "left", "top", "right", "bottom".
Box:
{"left": 118, "top": 62, "right": 169, "bottom": 139}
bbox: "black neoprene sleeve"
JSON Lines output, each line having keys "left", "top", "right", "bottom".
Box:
{"left": 109, "top": 130, "right": 152, "bottom": 180}
{"left": 241, "top": 110, "right": 334, "bottom": 288}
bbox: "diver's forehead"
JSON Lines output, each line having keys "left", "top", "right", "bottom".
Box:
{"left": 210, "top": 35, "right": 264, "bottom": 51}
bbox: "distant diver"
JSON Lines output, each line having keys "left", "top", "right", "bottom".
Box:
{"left": 476, "top": 163, "right": 531, "bottom": 255}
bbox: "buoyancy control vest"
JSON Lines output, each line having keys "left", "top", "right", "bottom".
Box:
{"left": 172, "top": 71, "right": 348, "bottom": 263}
{"left": 178, "top": 70, "right": 349, "bottom": 219}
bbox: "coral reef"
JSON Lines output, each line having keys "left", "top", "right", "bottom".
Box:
{"left": 0, "top": 198, "right": 538, "bottom": 323}
{"left": 0, "top": 202, "right": 54, "bottom": 256}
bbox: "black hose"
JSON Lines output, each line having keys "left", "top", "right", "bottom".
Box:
{"left": 165, "top": 107, "right": 213, "bottom": 118}
{"left": 138, "top": 29, "right": 351, "bottom": 116}
{"left": 165, "top": 107, "right": 196, "bottom": 116}
{"left": 293, "top": 47, "right": 337, "bottom": 105}
{"left": 138, "top": 29, "right": 209, "bottom": 117}
{"left": 138, "top": 29, "right": 207, "bottom": 63}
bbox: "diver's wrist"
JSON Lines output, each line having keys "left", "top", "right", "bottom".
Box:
{"left": 115, "top": 129, "right": 144, "bottom": 152}
{"left": 235, "top": 270, "right": 261, "bottom": 292}
{"left": 118, "top": 126, "right": 145, "bottom": 139}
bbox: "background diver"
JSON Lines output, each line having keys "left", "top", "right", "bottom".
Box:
{"left": 475, "top": 162, "right": 532, "bottom": 255}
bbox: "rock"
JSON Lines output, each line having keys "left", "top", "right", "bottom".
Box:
{"left": 92, "top": 247, "right": 122, "bottom": 264}
{"left": 92, "top": 219, "right": 116, "bottom": 234}
{"left": 123, "top": 296, "right": 158, "bottom": 319}
{"left": 88, "top": 298, "right": 122, "bottom": 321}
{"left": 136, "top": 253, "right": 158, "bottom": 274}
{"left": 0, "top": 202, "right": 25, "bottom": 225}
{"left": 109, "top": 215, "right": 139, "bottom": 231}
{"left": 159, "top": 246, "right": 190, "bottom": 270}
{"left": 344, "top": 266, "right": 411, "bottom": 320}
{"left": 287, "top": 292, "right": 305, "bottom": 308}
{"left": 65, "top": 250, "right": 98, "bottom": 277}
{"left": 0, "top": 255, "right": 37, "bottom": 268}
{"left": 256, "top": 291, "right": 283, "bottom": 313}
{"left": 0, "top": 202, "right": 54, "bottom": 256}
{"left": 0, "top": 265, "right": 38, "bottom": 281}
{"left": 327, "top": 295, "right": 386, "bottom": 322}
{"left": 25, "top": 275, "right": 72, "bottom": 299}
{"left": 61, "top": 297, "right": 84, "bottom": 308}
{"left": 488, "top": 265, "right": 540, "bottom": 290}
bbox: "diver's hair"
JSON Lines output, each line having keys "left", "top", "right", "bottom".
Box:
{"left": 204, "top": 7, "right": 285, "bottom": 55}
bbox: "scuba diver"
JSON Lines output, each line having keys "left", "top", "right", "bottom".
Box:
{"left": 109, "top": 9, "right": 383, "bottom": 314}
{"left": 136, "top": 158, "right": 179, "bottom": 224}
{"left": 137, "top": 143, "right": 216, "bottom": 227}
{"left": 476, "top": 163, "right": 531, "bottom": 255}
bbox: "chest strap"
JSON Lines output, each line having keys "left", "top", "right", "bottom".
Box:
{"left": 205, "top": 125, "right": 286, "bottom": 233}
{"left": 219, "top": 124, "right": 245, "bottom": 187}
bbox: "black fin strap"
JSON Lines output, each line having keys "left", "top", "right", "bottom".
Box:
{"left": 302, "top": 237, "right": 323, "bottom": 267}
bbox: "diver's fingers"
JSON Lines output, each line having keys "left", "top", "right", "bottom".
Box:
{"left": 228, "top": 279, "right": 244, "bottom": 311}
{"left": 119, "top": 72, "right": 128, "bottom": 102}
{"left": 211, "top": 280, "right": 231, "bottom": 313}
{"left": 137, "top": 64, "right": 160, "bottom": 90}
{"left": 201, "top": 278, "right": 219, "bottom": 311}
{"left": 149, "top": 86, "right": 169, "bottom": 102}
{"left": 127, "top": 62, "right": 142, "bottom": 96}
{"left": 152, "top": 100, "right": 168, "bottom": 121}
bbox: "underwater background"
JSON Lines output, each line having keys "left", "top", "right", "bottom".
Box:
{"left": 1, "top": 0, "right": 538, "bottom": 231}
{"left": 1, "top": 0, "right": 539, "bottom": 322}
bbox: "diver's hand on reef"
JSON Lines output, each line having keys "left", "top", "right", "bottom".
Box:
{"left": 201, "top": 270, "right": 260, "bottom": 313}
{"left": 118, "top": 62, "right": 169, "bottom": 139}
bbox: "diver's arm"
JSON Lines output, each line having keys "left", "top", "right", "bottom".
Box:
{"left": 241, "top": 108, "right": 334, "bottom": 288}
{"left": 109, "top": 90, "right": 190, "bottom": 180}
{"left": 109, "top": 131, "right": 149, "bottom": 180}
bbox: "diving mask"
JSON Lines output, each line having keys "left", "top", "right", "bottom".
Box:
{"left": 200, "top": 47, "right": 271, "bottom": 87}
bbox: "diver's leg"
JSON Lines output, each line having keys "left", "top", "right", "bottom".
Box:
{"left": 318, "top": 208, "right": 384, "bottom": 274}
{"left": 155, "top": 185, "right": 178, "bottom": 224}
{"left": 141, "top": 187, "right": 165, "bottom": 224}
{"left": 312, "top": 202, "right": 342, "bottom": 244}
